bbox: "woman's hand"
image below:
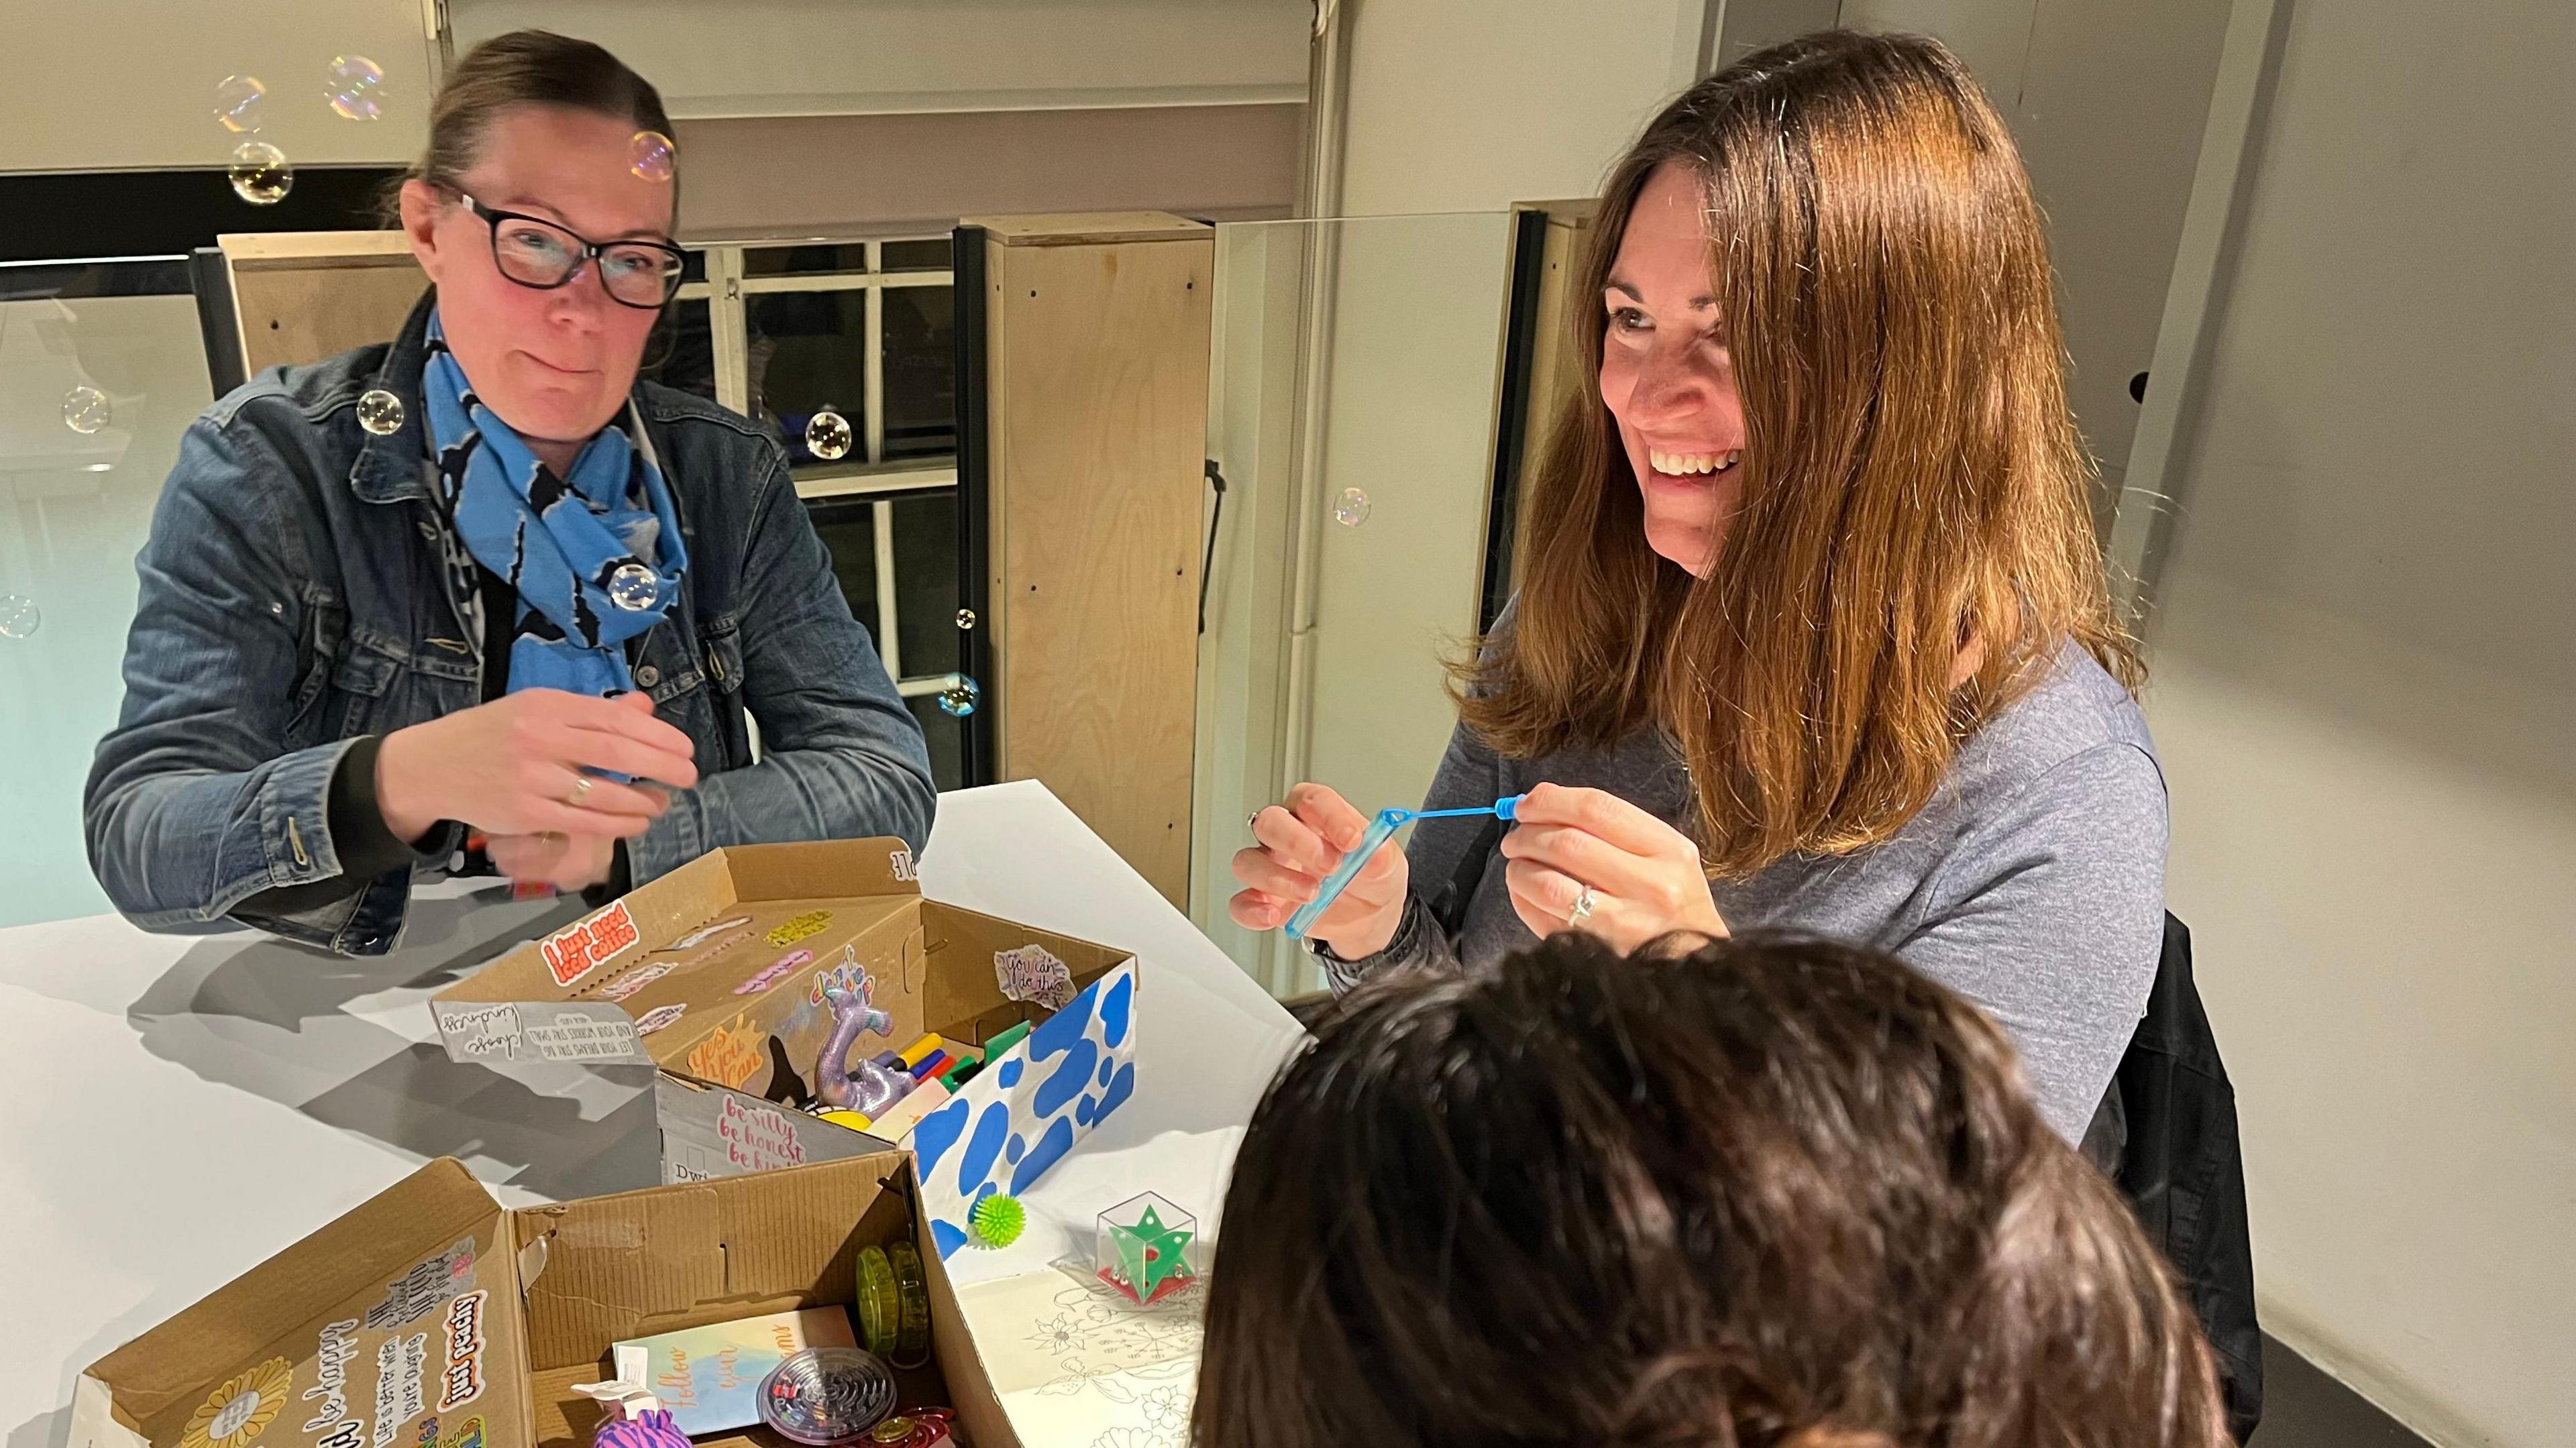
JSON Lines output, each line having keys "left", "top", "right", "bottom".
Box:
{"left": 1499, "top": 782, "right": 1728, "bottom": 952}
{"left": 486, "top": 830, "right": 621, "bottom": 893}
{"left": 1230, "top": 783, "right": 1411, "bottom": 960}
{"left": 375, "top": 689, "right": 697, "bottom": 843}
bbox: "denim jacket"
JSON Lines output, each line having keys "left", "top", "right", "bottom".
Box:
{"left": 85, "top": 292, "right": 936, "bottom": 954}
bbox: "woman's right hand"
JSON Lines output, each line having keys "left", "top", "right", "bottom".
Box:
{"left": 374, "top": 689, "right": 699, "bottom": 843}
{"left": 1230, "top": 783, "right": 1409, "bottom": 959}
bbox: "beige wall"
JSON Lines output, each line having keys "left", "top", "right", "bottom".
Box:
{"left": 0, "top": 0, "right": 432, "bottom": 172}
{"left": 1335, "top": 0, "right": 1711, "bottom": 215}
{"left": 2137, "top": 1, "right": 2576, "bottom": 1443}
{"left": 1843, "top": 0, "right": 2233, "bottom": 520}
{"left": 670, "top": 105, "right": 1302, "bottom": 240}
{"left": 451, "top": 0, "right": 1311, "bottom": 118}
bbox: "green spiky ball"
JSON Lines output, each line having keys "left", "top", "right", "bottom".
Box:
{"left": 968, "top": 1192, "right": 1026, "bottom": 1249}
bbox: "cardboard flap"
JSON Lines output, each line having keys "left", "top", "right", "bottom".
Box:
{"left": 513, "top": 1152, "right": 912, "bottom": 1374}
{"left": 86, "top": 1160, "right": 502, "bottom": 1428}
{"left": 720, "top": 838, "right": 922, "bottom": 901}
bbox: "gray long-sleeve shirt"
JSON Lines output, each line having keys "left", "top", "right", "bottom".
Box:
{"left": 1327, "top": 639, "right": 2167, "bottom": 1143}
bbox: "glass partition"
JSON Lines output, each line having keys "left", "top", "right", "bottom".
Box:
{"left": 1191, "top": 211, "right": 1521, "bottom": 997}
{"left": 0, "top": 258, "right": 214, "bottom": 927}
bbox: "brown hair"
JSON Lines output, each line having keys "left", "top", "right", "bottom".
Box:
{"left": 382, "top": 30, "right": 677, "bottom": 221}
{"left": 1195, "top": 932, "right": 2227, "bottom": 1448}
{"left": 1463, "top": 30, "right": 2137, "bottom": 876}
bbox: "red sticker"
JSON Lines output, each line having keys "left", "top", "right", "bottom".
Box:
{"left": 541, "top": 901, "right": 640, "bottom": 988}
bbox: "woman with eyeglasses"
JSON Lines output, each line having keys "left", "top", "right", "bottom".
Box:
{"left": 85, "top": 32, "right": 934, "bottom": 954}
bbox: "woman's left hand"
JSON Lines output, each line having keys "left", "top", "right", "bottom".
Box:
{"left": 1499, "top": 783, "right": 1729, "bottom": 952}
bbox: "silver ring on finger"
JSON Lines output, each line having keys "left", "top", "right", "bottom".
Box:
{"left": 1246, "top": 809, "right": 1265, "bottom": 834}
{"left": 566, "top": 775, "right": 594, "bottom": 807}
{"left": 1568, "top": 884, "right": 1598, "bottom": 926}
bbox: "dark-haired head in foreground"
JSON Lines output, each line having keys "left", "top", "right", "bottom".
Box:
{"left": 1197, "top": 932, "right": 2226, "bottom": 1448}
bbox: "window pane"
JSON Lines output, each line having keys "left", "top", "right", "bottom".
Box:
{"left": 639, "top": 297, "right": 717, "bottom": 401}
{"left": 882, "top": 284, "right": 955, "bottom": 461}
{"left": 907, "top": 693, "right": 967, "bottom": 793}
{"left": 881, "top": 238, "right": 951, "bottom": 272}
{"left": 747, "top": 291, "right": 869, "bottom": 467}
{"left": 889, "top": 491, "right": 960, "bottom": 672}
{"left": 745, "top": 243, "right": 871, "bottom": 277}
{"left": 680, "top": 248, "right": 708, "bottom": 283}
{"left": 801, "top": 498, "right": 883, "bottom": 645}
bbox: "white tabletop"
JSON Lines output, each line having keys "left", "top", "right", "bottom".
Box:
{"left": 0, "top": 780, "right": 1303, "bottom": 1438}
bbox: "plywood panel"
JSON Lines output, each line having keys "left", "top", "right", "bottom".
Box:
{"left": 983, "top": 219, "right": 1212, "bottom": 905}
{"left": 221, "top": 231, "right": 425, "bottom": 376}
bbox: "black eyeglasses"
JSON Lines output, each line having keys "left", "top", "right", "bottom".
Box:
{"left": 447, "top": 189, "right": 687, "bottom": 310}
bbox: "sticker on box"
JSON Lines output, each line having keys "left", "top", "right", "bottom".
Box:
{"left": 521, "top": 1011, "right": 642, "bottom": 1062}
{"left": 659, "top": 915, "right": 753, "bottom": 953}
{"left": 994, "top": 944, "right": 1075, "bottom": 1008}
{"left": 914, "top": 962, "right": 1138, "bottom": 1258}
{"left": 765, "top": 910, "right": 833, "bottom": 948}
{"left": 635, "top": 1003, "right": 688, "bottom": 1036}
{"left": 592, "top": 962, "right": 673, "bottom": 1003}
{"left": 541, "top": 901, "right": 639, "bottom": 987}
{"left": 687, "top": 1014, "right": 767, "bottom": 1089}
{"left": 365, "top": 1237, "right": 477, "bottom": 1329}
{"left": 182, "top": 1356, "right": 290, "bottom": 1448}
{"left": 305, "top": 1321, "right": 360, "bottom": 1443}
{"left": 736, "top": 950, "right": 811, "bottom": 995}
{"left": 437, "top": 1290, "right": 487, "bottom": 1412}
{"left": 370, "top": 1332, "right": 428, "bottom": 1447}
{"left": 435, "top": 1003, "right": 523, "bottom": 1060}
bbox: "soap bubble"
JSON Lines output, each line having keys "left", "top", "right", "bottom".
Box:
{"left": 606, "top": 563, "right": 659, "bottom": 612}
{"left": 937, "top": 677, "right": 980, "bottom": 718}
{"left": 1332, "top": 486, "right": 1371, "bottom": 527}
{"left": 228, "top": 140, "right": 292, "bottom": 205}
{"left": 61, "top": 386, "right": 110, "bottom": 435}
{"left": 805, "top": 410, "right": 853, "bottom": 462}
{"left": 356, "top": 389, "right": 404, "bottom": 435}
{"left": 214, "top": 75, "right": 266, "bottom": 133}
{"left": 323, "top": 55, "right": 385, "bottom": 121}
{"left": 630, "top": 129, "right": 676, "bottom": 182}
{"left": 0, "top": 596, "right": 40, "bottom": 641}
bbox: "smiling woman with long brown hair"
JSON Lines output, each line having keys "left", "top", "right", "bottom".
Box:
{"left": 1231, "top": 30, "right": 2163, "bottom": 1140}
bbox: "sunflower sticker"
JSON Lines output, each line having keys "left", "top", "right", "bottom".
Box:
{"left": 182, "top": 1357, "right": 291, "bottom": 1448}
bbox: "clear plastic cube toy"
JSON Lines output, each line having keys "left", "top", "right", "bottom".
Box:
{"left": 1095, "top": 1191, "right": 1199, "bottom": 1305}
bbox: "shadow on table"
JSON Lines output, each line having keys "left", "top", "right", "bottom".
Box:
{"left": 6, "top": 1406, "right": 65, "bottom": 1448}
{"left": 123, "top": 889, "right": 665, "bottom": 1203}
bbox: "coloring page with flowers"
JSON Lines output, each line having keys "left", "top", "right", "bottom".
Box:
{"left": 953, "top": 1261, "right": 1205, "bottom": 1448}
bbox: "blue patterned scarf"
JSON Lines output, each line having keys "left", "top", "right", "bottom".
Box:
{"left": 420, "top": 309, "right": 687, "bottom": 698}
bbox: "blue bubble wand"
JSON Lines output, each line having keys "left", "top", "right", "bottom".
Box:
{"left": 1285, "top": 795, "right": 1524, "bottom": 940}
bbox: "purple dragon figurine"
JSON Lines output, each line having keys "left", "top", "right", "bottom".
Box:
{"left": 816, "top": 973, "right": 908, "bottom": 1117}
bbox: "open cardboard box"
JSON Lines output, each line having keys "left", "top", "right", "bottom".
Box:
{"left": 70, "top": 1154, "right": 1024, "bottom": 1448}
{"left": 423, "top": 839, "right": 1135, "bottom": 1195}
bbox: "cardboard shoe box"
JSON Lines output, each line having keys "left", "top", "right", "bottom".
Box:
{"left": 424, "top": 840, "right": 1135, "bottom": 1189}
{"left": 69, "top": 1154, "right": 1024, "bottom": 1448}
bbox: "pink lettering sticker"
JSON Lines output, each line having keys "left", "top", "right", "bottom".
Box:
{"left": 735, "top": 950, "right": 812, "bottom": 996}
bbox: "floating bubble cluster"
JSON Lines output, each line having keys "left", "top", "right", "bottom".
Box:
{"left": 324, "top": 55, "right": 385, "bottom": 121}
{"left": 214, "top": 75, "right": 267, "bottom": 133}
{"left": 630, "top": 129, "right": 676, "bottom": 183}
{"left": 805, "top": 410, "right": 853, "bottom": 462}
{"left": 1332, "top": 486, "right": 1371, "bottom": 527}
{"left": 228, "top": 140, "right": 292, "bottom": 205}
{"left": 937, "top": 677, "right": 980, "bottom": 718}
{"left": 61, "top": 386, "right": 110, "bottom": 435}
{"left": 0, "top": 596, "right": 41, "bottom": 641}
